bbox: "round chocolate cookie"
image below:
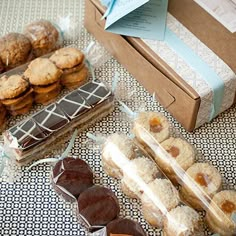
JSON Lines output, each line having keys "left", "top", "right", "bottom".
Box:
{"left": 106, "top": 218, "right": 146, "bottom": 236}
{"left": 0, "top": 32, "right": 32, "bottom": 70}
{"left": 52, "top": 157, "right": 94, "bottom": 200}
{"left": 77, "top": 185, "right": 120, "bottom": 227}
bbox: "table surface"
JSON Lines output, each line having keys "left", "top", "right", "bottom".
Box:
{"left": 0, "top": 0, "right": 235, "bottom": 236}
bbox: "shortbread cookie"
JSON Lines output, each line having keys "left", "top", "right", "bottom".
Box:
{"left": 0, "top": 75, "right": 29, "bottom": 100}
{"left": 206, "top": 190, "right": 236, "bottom": 236}
{"left": 180, "top": 163, "right": 222, "bottom": 210}
{"left": 50, "top": 47, "right": 84, "bottom": 69}
{"left": 33, "top": 80, "right": 60, "bottom": 94}
{"left": 9, "top": 101, "right": 33, "bottom": 116}
{"left": 24, "top": 58, "right": 62, "bottom": 86}
{"left": 163, "top": 206, "right": 202, "bottom": 236}
{"left": 133, "top": 112, "right": 170, "bottom": 148}
{"left": 0, "top": 33, "right": 32, "bottom": 70}
{"left": 63, "top": 62, "right": 85, "bottom": 75}
{"left": 154, "top": 137, "right": 195, "bottom": 184}
{"left": 24, "top": 20, "right": 60, "bottom": 57}
{"left": 141, "top": 178, "right": 180, "bottom": 228}
{"left": 101, "top": 133, "right": 136, "bottom": 178}
{"left": 6, "top": 94, "right": 33, "bottom": 111}
{"left": 121, "top": 157, "right": 160, "bottom": 198}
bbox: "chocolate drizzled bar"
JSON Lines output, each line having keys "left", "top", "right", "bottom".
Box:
{"left": 3, "top": 80, "right": 114, "bottom": 162}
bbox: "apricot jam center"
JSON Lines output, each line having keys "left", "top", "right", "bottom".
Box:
{"left": 221, "top": 200, "right": 235, "bottom": 214}
{"left": 167, "top": 146, "right": 180, "bottom": 158}
{"left": 195, "top": 173, "right": 209, "bottom": 187}
{"left": 149, "top": 117, "right": 162, "bottom": 133}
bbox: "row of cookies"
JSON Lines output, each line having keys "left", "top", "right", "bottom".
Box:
{"left": 131, "top": 111, "right": 236, "bottom": 235}
{"left": 51, "top": 156, "right": 147, "bottom": 235}
{"left": 100, "top": 133, "right": 203, "bottom": 235}
{"left": 0, "top": 47, "right": 88, "bottom": 130}
{"left": 0, "top": 20, "right": 61, "bottom": 73}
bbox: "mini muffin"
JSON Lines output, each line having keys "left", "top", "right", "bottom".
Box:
{"left": 180, "top": 163, "right": 222, "bottom": 210}
{"left": 24, "top": 20, "right": 60, "bottom": 57}
{"left": 141, "top": 178, "right": 180, "bottom": 228}
{"left": 0, "top": 32, "right": 32, "bottom": 70}
{"left": 50, "top": 47, "right": 87, "bottom": 89}
{"left": 101, "top": 133, "right": 136, "bottom": 179}
{"left": 52, "top": 157, "right": 94, "bottom": 202}
{"left": 106, "top": 218, "right": 147, "bottom": 236}
{"left": 206, "top": 190, "right": 236, "bottom": 236}
{"left": 24, "top": 58, "right": 62, "bottom": 105}
{"left": 0, "top": 102, "right": 7, "bottom": 131}
{"left": 163, "top": 206, "right": 202, "bottom": 236}
{"left": 154, "top": 137, "right": 195, "bottom": 185}
{"left": 0, "top": 74, "right": 33, "bottom": 116}
{"left": 77, "top": 185, "right": 120, "bottom": 228}
{"left": 133, "top": 112, "right": 170, "bottom": 149}
{"left": 121, "top": 157, "right": 160, "bottom": 199}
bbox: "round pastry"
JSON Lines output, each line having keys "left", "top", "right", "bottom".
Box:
{"left": 24, "top": 20, "right": 60, "bottom": 57}
{"left": 77, "top": 185, "right": 120, "bottom": 227}
{"left": 0, "top": 32, "right": 32, "bottom": 70}
{"left": 141, "top": 178, "right": 180, "bottom": 227}
{"left": 163, "top": 206, "right": 202, "bottom": 236}
{"left": 101, "top": 133, "right": 136, "bottom": 179}
{"left": 121, "top": 157, "right": 160, "bottom": 198}
{"left": 206, "top": 190, "right": 236, "bottom": 236}
{"left": 106, "top": 218, "right": 146, "bottom": 236}
{"left": 52, "top": 157, "right": 94, "bottom": 201}
{"left": 180, "top": 163, "right": 222, "bottom": 210}
{"left": 155, "top": 137, "right": 195, "bottom": 185}
{"left": 133, "top": 112, "right": 170, "bottom": 148}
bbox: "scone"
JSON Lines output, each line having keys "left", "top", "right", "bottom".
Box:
{"left": 154, "top": 137, "right": 195, "bottom": 185}
{"left": 0, "top": 32, "right": 32, "bottom": 70}
{"left": 163, "top": 206, "right": 203, "bottom": 236}
{"left": 0, "top": 74, "right": 33, "bottom": 116}
{"left": 180, "top": 163, "right": 222, "bottom": 210}
{"left": 24, "top": 20, "right": 60, "bottom": 57}
{"left": 121, "top": 157, "right": 161, "bottom": 199}
{"left": 24, "top": 58, "right": 62, "bottom": 105}
{"left": 206, "top": 190, "right": 236, "bottom": 236}
{"left": 101, "top": 133, "right": 136, "bottom": 179}
{"left": 50, "top": 47, "right": 88, "bottom": 89}
{"left": 141, "top": 178, "right": 180, "bottom": 228}
{"left": 133, "top": 112, "right": 170, "bottom": 149}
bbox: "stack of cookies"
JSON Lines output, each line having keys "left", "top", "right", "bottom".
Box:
{"left": 50, "top": 47, "right": 88, "bottom": 90}
{"left": 24, "top": 58, "right": 63, "bottom": 105}
{"left": 0, "top": 75, "right": 33, "bottom": 116}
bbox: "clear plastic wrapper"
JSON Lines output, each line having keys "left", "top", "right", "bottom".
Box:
{"left": 118, "top": 103, "right": 236, "bottom": 236}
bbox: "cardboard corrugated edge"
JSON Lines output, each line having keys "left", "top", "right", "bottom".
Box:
{"left": 85, "top": 0, "right": 201, "bottom": 131}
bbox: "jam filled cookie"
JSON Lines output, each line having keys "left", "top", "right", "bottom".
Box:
{"left": 24, "top": 20, "right": 60, "bottom": 57}
{"left": 121, "top": 157, "right": 160, "bottom": 199}
{"left": 77, "top": 185, "right": 120, "bottom": 227}
{"left": 101, "top": 133, "right": 136, "bottom": 179}
{"left": 180, "top": 163, "right": 222, "bottom": 210}
{"left": 141, "top": 178, "right": 180, "bottom": 228}
{"left": 163, "top": 206, "right": 202, "bottom": 236}
{"left": 206, "top": 190, "right": 236, "bottom": 236}
{"left": 155, "top": 137, "right": 195, "bottom": 185}
{"left": 52, "top": 157, "right": 94, "bottom": 201}
{"left": 0, "top": 32, "right": 32, "bottom": 70}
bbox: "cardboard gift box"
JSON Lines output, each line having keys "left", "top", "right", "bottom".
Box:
{"left": 85, "top": 0, "right": 236, "bottom": 131}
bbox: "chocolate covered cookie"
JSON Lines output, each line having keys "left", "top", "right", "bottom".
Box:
{"left": 77, "top": 185, "right": 120, "bottom": 227}
{"left": 52, "top": 157, "right": 93, "bottom": 201}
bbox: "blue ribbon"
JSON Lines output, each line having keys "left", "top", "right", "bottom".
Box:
{"left": 101, "top": 0, "right": 116, "bottom": 19}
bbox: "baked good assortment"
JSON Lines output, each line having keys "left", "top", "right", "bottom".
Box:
{"left": 3, "top": 79, "right": 114, "bottom": 162}
{"left": 206, "top": 190, "right": 236, "bottom": 235}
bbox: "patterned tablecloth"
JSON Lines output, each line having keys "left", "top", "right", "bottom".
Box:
{"left": 0, "top": 0, "right": 235, "bottom": 236}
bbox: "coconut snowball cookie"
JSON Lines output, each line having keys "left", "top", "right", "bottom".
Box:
{"left": 206, "top": 190, "right": 236, "bottom": 236}
{"left": 180, "top": 163, "right": 222, "bottom": 210}
{"left": 155, "top": 137, "right": 195, "bottom": 184}
{"left": 133, "top": 112, "right": 170, "bottom": 148}
{"left": 101, "top": 133, "right": 136, "bottom": 178}
{"left": 163, "top": 206, "right": 203, "bottom": 236}
{"left": 141, "top": 178, "right": 180, "bottom": 228}
{"left": 121, "top": 157, "right": 161, "bottom": 199}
